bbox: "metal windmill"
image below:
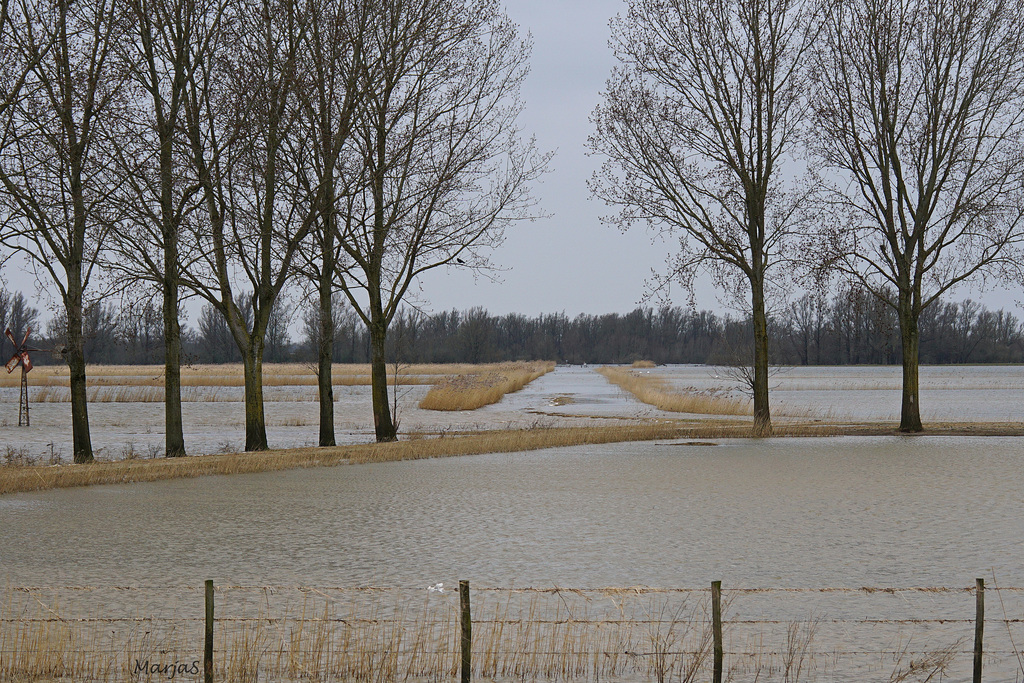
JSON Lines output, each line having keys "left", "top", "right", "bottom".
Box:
{"left": 5, "top": 326, "right": 34, "bottom": 426}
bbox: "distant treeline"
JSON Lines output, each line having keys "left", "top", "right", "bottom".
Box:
{"left": 2, "top": 286, "right": 1022, "bottom": 367}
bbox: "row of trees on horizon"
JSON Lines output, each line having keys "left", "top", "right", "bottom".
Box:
{"left": 5, "top": 287, "right": 1023, "bottom": 368}
{"left": 5, "top": 0, "right": 1024, "bottom": 458}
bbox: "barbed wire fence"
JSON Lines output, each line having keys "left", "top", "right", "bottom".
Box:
{"left": 3, "top": 581, "right": 1024, "bottom": 682}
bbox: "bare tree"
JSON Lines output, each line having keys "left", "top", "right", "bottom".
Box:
{"left": 335, "top": 0, "right": 546, "bottom": 442}
{"left": 811, "top": 0, "right": 1024, "bottom": 431}
{"left": 0, "top": 290, "right": 41, "bottom": 361}
{"left": 0, "top": 0, "right": 126, "bottom": 462}
{"left": 0, "top": 0, "right": 54, "bottom": 123}
{"left": 291, "top": 0, "right": 366, "bottom": 447}
{"left": 105, "top": 0, "right": 227, "bottom": 456}
{"left": 589, "top": 0, "right": 817, "bottom": 435}
{"left": 181, "top": 0, "right": 339, "bottom": 451}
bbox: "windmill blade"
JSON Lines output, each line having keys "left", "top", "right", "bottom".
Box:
{"left": 20, "top": 325, "right": 31, "bottom": 349}
{"left": 20, "top": 351, "right": 32, "bottom": 373}
{"left": 4, "top": 328, "right": 15, "bottom": 346}
{"left": 5, "top": 353, "right": 20, "bottom": 373}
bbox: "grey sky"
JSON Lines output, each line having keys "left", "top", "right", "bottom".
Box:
{"left": 3, "top": 0, "right": 1018, "bottom": 321}
{"left": 420, "top": 0, "right": 1022, "bottom": 318}
{"left": 417, "top": 0, "right": 684, "bottom": 317}
{"left": 1, "top": 0, "right": 680, "bottom": 322}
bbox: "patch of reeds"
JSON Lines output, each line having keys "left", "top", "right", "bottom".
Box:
{"left": 1, "top": 363, "right": 493, "bottom": 390}
{"left": 31, "top": 385, "right": 230, "bottom": 403}
{"left": 631, "top": 359, "right": 657, "bottom": 368}
{"left": 17, "top": 361, "right": 523, "bottom": 402}
{"left": 30, "top": 385, "right": 341, "bottom": 403}
{"left": 0, "top": 586, "right": 717, "bottom": 683}
{"left": 419, "top": 361, "right": 555, "bottom": 411}
{"left": 0, "top": 585, "right": 969, "bottom": 683}
{"left": 597, "top": 366, "right": 752, "bottom": 416}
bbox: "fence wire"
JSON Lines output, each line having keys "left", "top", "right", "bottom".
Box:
{"left": 3, "top": 583, "right": 1024, "bottom": 682}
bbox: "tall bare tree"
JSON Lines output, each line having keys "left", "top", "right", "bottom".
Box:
{"left": 181, "top": 0, "right": 341, "bottom": 450}
{"left": 105, "top": 0, "right": 228, "bottom": 456}
{"left": 336, "top": 0, "right": 546, "bottom": 442}
{"left": 589, "top": 0, "right": 817, "bottom": 434}
{"left": 0, "top": 0, "right": 126, "bottom": 462}
{"left": 811, "top": 0, "right": 1024, "bottom": 431}
{"left": 291, "top": 0, "right": 365, "bottom": 447}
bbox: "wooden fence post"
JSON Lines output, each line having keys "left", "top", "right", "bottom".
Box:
{"left": 205, "top": 579, "right": 214, "bottom": 683}
{"left": 974, "top": 577, "right": 984, "bottom": 683}
{"left": 460, "top": 580, "right": 472, "bottom": 683}
{"left": 712, "top": 580, "right": 723, "bottom": 683}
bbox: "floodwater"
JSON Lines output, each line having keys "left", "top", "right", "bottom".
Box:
{"left": 4, "top": 365, "right": 1024, "bottom": 680}
{"left": 3, "top": 436, "right": 1023, "bottom": 587}
{"left": 3, "top": 436, "right": 1024, "bottom": 680}
{"left": 659, "top": 364, "right": 1024, "bottom": 422}
{"left": 3, "top": 364, "right": 1024, "bottom": 460}
{"left": 0, "top": 365, "right": 644, "bottom": 459}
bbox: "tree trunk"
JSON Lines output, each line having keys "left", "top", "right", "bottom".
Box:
{"left": 898, "top": 295, "right": 923, "bottom": 432}
{"left": 751, "top": 276, "right": 772, "bottom": 435}
{"left": 369, "top": 303, "right": 397, "bottom": 442}
{"left": 163, "top": 274, "right": 186, "bottom": 456}
{"left": 66, "top": 293, "right": 93, "bottom": 463}
{"left": 242, "top": 342, "right": 269, "bottom": 451}
{"left": 317, "top": 262, "right": 336, "bottom": 447}
{"left": 159, "top": 100, "right": 186, "bottom": 456}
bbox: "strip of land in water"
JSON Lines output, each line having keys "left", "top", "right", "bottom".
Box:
{"left": 3, "top": 420, "right": 1024, "bottom": 496}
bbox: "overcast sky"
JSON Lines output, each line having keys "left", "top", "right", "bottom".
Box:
{"left": 416, "top": 0, "right": 686, "bottom": 317}
{"left": 3, "top": 0, "right": 1018, "bottom": 321}
{"left": 417, "top": 0, "right": 1022, "bottom": 318}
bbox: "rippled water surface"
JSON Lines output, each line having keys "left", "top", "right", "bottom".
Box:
{"left": 5, "top": 436, "right": 1024, "bottom": 680}
{"left": 3, "top": 436, "right": 1023, "bottom": 588}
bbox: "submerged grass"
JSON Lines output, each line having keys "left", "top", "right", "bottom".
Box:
{"left": 597, "top": 366, "right": 753, "bottom": 416}
{"left": 419, "top": 361, "right": 555, "bottom": 411}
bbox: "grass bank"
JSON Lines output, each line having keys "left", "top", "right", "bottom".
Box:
{"left": 597, "top": 365, "right": 753, "bottom": 415}
{"left": 0, "top": 423, "right": 682, "bottom": 495}
{"left": 6, "top": 419, "right": 1022, "bottom": 496}
{"left": 418, "top": 361, "right": 555, "bottom": 411}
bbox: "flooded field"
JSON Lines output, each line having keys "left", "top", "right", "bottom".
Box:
{"left": 4, "top": 436, "right": 1023, "bottom": 586}
{"left": 3, "top": 364, "right": 1024, "bottom": 680}
{"left": 3, "top": 436, "right": 1024, "bottom": 680}
{"left": 657, "top": 364, "right": 1024, "bottom": 422}
{"left": 2, "top": 363, "right": 1023, "bottom": 461}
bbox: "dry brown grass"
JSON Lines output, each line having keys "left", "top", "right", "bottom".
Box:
{"left": 0, "top": 584, "right": 968, "bottom": 683}
{"left": 598, "top": 366, "right": 753, "bottom": 416}
{"left": 4, "top": 416, "right": 1022, "bottom": 496}
{"left": 0, "top": 423, "right": 686, "bottom": 495}
{"left": 31, "top": 385, "right": 231, "bottom": 403}
{"left": 0, "top": 363, "right": 488, "bottom": 390}
{"left": 419, "top": 361, "right": 555, "bottom": 411}
{"left": 2, "top": 363, "right": 522, "bottom": 403}
{"left": 631, "top": 359, "right": 657, "bottom": 368}
{"left": 0, "top": 586, "right": 719, "bottom": 683}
